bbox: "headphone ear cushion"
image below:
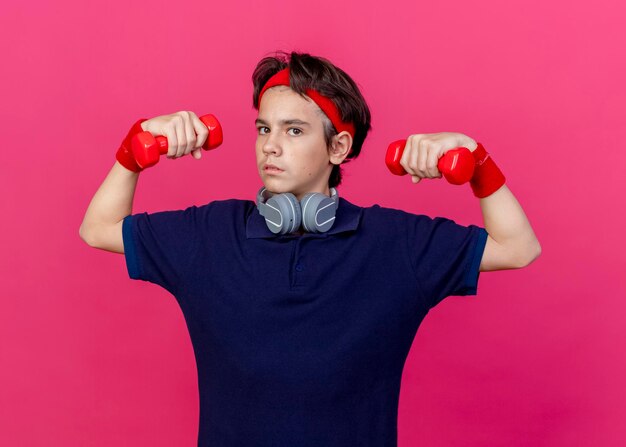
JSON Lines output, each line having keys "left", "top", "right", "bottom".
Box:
{"left": 267, "top": 192, "right": 302, "bottom": 234}
{"left": 300, "top": 192, "right": 337, "bottom": 233}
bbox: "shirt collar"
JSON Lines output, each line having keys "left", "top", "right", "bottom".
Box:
{"left": 246, "top": 196, "right": 363, "bottom": 239}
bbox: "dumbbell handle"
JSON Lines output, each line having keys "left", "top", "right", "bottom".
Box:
{"left": 385, "top": 139, "right": 475, "bottom": 185}
{"left": 131, "top": 114, "right": 223, "bottom": 169}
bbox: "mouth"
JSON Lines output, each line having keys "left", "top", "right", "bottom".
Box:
{"left": 264, "top": 164, "right": 284, "bottom": 173}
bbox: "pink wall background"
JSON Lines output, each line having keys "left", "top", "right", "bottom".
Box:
{"left": 2, "top": 0, "right": 624, "bottom": 445}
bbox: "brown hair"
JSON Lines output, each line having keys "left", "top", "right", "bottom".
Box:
{"left": 252, "top": 50, "right": 372, "bottom": 189}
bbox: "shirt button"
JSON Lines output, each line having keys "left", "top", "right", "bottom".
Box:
{"left": 295, "top": 263, "right": 304, "bottom": 272}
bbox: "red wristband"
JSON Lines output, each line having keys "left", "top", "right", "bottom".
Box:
{"left": 469, "top": 142, "right": 506, "bottom": 198}
{"left": 115, "top": 118, "right": 148, "bottom": 172}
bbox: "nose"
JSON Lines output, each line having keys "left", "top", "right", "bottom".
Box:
{"left": 261, "top": 132, "right": 281, "bottom": 156}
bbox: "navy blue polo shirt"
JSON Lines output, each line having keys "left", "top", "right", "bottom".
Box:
{"left": 122, "top": 195, "right": 488, "bottom": 447}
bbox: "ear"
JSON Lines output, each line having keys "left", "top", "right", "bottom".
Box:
{"left": 329, "top": 131, "right": 353, "bottom": 165}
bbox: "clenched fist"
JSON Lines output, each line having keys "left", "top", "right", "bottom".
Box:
{"left": 140, "top": 110, "right": 210, "bottom": 160}
{"left": 399, "top": 132, "right": 478, "bottom": 184}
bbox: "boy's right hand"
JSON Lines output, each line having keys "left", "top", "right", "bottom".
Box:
{"left": 140, "top": 111, "right": 209, "bottom": 160}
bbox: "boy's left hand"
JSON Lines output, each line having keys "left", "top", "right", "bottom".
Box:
{"left": 399, "top": 132, "right": 478, "bottom": 184}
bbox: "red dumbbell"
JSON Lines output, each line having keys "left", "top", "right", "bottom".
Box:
{"left": 131, "top": 114, "right": 223, "bottom": 170}
{"left": 385, "top": 139, "right": 475, "bottom": 185}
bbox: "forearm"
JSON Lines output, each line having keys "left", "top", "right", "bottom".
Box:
{"left": 80, "top": 161, "right": 139, "bottom": 233}
{"left": 479, "top": 184, "right": 541, "bottom": 263}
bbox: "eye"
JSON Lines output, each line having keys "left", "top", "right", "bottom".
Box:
{"left": 257, "top": 126, "right": 269, "bottom": 135}
{"left": 288, "top": 128, "right": 302, "bottom": 136}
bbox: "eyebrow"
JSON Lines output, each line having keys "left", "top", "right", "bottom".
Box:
{"left": 255, "top": 118, "right": 311, "bottom": 127}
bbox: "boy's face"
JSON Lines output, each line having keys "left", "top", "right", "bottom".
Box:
{"left": 255, "top": 86, "right": 334, "bottom": 202}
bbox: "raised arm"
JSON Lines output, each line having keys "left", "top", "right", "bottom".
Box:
{"left": 79, "top": 161, "right": 139, "bottom": 253}
{"left": 398, "top": 132, "right": 542, "bottom": 272}
{"left": 478, "top": 184, "right": 541, "bottom": 271}
{"left": 79, "top": 111, "right": 209, "bottom": 253}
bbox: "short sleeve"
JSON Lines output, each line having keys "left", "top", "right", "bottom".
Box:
{"left": 122, "top": 205, "right": 203, "bottom": 293}
{"left": 406, "top": 213, "right": 488, "bottom": 309}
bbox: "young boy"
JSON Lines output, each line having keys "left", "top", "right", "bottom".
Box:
{"left": 80, "top": 51, "right": 541, "bottom": 447}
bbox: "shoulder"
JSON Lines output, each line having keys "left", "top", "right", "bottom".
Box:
{"left": 339, "top": 199, "right": 434, "bottom": 242}
{"left": 195, "top": 197, "right": 256, "bottom": 217}
{"left": 130, "top": 198, "right": 254, "bottom": 229}
{"left": 355, "top": 200, "right": 480, "bottom": 242}
{"left": 359, "top": 201, "right": 432, "bottom": 228}
{"left": 197, "top": 197, "right": 251, "bottom": 209}
{"left": 192, "top": 198, "right": 258, "bottom": 236}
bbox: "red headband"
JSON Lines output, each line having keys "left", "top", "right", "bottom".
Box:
{"left": 258, "top": 67, "right": 356, "bottom": 139}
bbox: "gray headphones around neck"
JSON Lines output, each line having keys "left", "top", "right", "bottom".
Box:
{"left": 256, "top": 186, "right": 339, "bottom": 235}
